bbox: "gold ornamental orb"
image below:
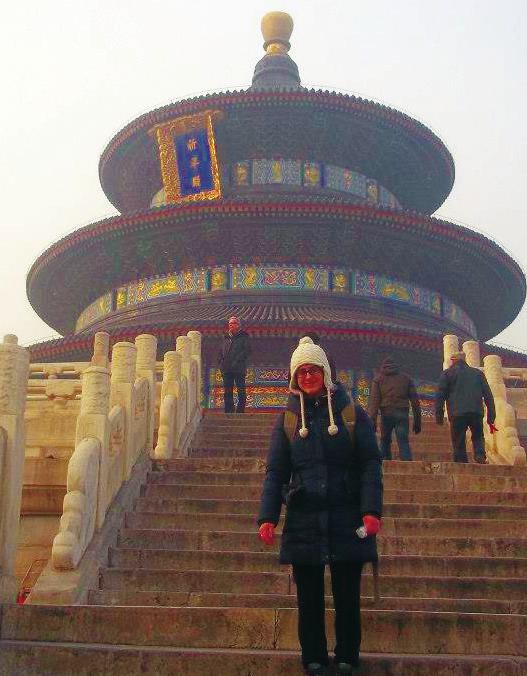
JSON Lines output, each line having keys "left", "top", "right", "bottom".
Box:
{"left": 261, "top": 11, "right": 294, "bottom": 54}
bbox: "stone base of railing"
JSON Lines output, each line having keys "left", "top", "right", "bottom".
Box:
{"left": 27, "top": 454, "right": 150, "bottom": 606}
{"left": 174, "top": 409, "right": 202, "bottom": 458}
{"left": 0, "top": 573, "right": 19, "bottom": 604}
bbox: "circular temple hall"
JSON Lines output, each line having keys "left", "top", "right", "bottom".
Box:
{"left": 27, "top": 12, "right": 526, "bottom": 412}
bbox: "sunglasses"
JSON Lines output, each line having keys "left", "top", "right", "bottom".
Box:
{"left": 297, "top": 366, "right": 323, "bottom": 378}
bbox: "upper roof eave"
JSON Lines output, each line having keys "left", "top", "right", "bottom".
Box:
{"left": 98, "top": 88, "right": 455, "bottom": 214}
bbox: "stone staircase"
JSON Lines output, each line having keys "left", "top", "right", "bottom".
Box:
{"left": 1, "top": 413, "right": 527, "bottom": 674}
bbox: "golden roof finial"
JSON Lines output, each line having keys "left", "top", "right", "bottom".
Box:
{"left": 261, "top": 11, "right": 294, "bottom": 55}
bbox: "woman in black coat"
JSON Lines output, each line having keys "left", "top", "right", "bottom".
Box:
{"left": 257, "top": 337, "right": 383, "bottom": 676}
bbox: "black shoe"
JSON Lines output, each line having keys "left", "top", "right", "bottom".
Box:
{"left": 335, "top": 663, "right": 354, "bottom": 674}
{"left": 475, "top": 455, "right": 487, "bottom": 464}
{"left": 305, "top": 663, "right": 327, "bottom": 675}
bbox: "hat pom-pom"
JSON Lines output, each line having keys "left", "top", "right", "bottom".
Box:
{"left": 328, "top": 424, "right": 338, "bottom": 436}
{"left": 298, "top": 336, "right": 314, "bottom": 346}
{"left": 299, "top": 427, "right": 309, "bottom": 438}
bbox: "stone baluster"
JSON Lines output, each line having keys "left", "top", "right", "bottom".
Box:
{"left": 443, "top": 334, "right": 459, "bottom": 370}
{"left": 187, "top": 331, "right": 202, "bottom": 411}
{"left": 155, "top": 351, "right": 185, "bottom": 459}
{"left": 0, "top": 335, "right": 30, "bottom": 602}
{"left": 91, "top": 332, "right": 110, "bottom": 369}
{"left": 483, "top": 354, "right": 526, "bottom": 465}
{"left": 462, "top": 340, "right": 481, "bottom": 368}
{"left": 75, "top": 365, "right": 111, "bottom": 527}
{"left": 110, "top": 342, "right": 137, "bottom": 479}
{"left": 176, "top": 336, "right": 194, "bottom": 424}
{"left": 135, "top": 334, "right": 157, "bottom": 456}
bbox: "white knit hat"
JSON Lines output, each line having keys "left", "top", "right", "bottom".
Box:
{"left": 289, "top": 336, "right": 338, "bottom": 438}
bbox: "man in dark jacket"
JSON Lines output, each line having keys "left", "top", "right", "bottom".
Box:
{"left": 368, "top": 357, "right": 421, "bottom": 461}
{"left": 218, "top": 316, "right": 251, "bottom": 413}
{"left": 435, "top": 351, "right": 496, "bottom": 463}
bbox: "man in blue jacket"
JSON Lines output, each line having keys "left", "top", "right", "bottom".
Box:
{"left": 435, "top": 351, "right": 496, "bottom": 463}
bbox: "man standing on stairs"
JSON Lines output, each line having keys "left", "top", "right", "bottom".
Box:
{"left": 435, "top": 351, "right": 496, "bottom": 463}
{"left": 218, "top": 316, "right": 251, "bottom": 413}
{"left": 257, "top": 336, "right": 383, "bottom": 676}
{"left": 368, "top": 356, "right": 421, "bottom": 461}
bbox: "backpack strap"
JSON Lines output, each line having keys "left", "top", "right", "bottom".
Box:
{"left": 341, "top": 401, "right": 356, "bottom": 447}
{"left": 283, "top": 401, "right": 356, "bottom": 445}
{"left": 283, "top": 410, "right": 298, "bottom": 445}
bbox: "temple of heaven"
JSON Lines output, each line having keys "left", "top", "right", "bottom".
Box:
{"left": 27, "top": 12, "right": 526, "bottom": 412}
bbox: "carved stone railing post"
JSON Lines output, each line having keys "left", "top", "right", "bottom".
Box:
{"left": 110, "top": 341, "right": 137, "bottom": 479}
{"left": 462, "top": 340, "right": 481, "bottom": 368}
{"left": 135, "top": 334, "right": 157, "bottom": 455}
{"left": 91, "top": 332, "right": 110, "bottom": 369}
{"left": 483, "top": 355, "right": 526, "bottom": 465}
{"left": 75, "top": 366, "right": 111, "bottom": 527}
{"left": 0, "top": 335, "right": 30, "bottom": 602}
{"left": 443, "top": 334, "right": 459, "bottom": 370}
{"left": 176, "top": 335, "right": 197, "bottom": 424}
{"left": 155, "top": 351, "right": 186, "bottom": 459}
{"left": 187, "top": 330, "right": 202, "bottom": 410}
{"left": 52, "top": 363, "right": 110, "bottom": 570}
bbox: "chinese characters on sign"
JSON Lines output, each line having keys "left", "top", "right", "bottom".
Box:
{"left": 149, "top": 110, "right": 222, "bottom": 204}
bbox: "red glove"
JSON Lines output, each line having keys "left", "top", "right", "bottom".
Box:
{"left": 258, "top": 522, "right": 275, "bottom": 546}
{"left": 363, "top": 515, "right": 381, "bottom": 536}
{"left": 488, "top": 422, "right": 498, "bottom": 434}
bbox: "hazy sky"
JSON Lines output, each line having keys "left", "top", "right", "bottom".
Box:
{"left": 1, "top": 0, "right": 526, "bottom": 349}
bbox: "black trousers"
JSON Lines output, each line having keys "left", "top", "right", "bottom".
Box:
{"left": 380, "top": 410, "right": 412, "bottom": 460}
{"left": 292, "top": 561, "right": 363, "bottom": 668}
{"left": 222, "top": 371, "right": 246, "bottom": 413}
{"left": 450, "top": 413, "right": 485, "bottom": 462}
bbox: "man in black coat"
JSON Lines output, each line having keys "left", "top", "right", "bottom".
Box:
{"left": 258, "top": 337, "right": 383, "bottom": 675}
{"left": 218, "top": 316, "right": 251, "bottom": 413}
{"left": 435, "top": 351, "right": 496, "bottom": 463}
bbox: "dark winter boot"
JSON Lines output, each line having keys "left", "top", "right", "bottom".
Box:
{"left": 305, "top": 663, "right": 328, "bottom": 675}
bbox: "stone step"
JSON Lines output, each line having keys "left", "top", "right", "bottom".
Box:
{"left": 143, "top": 482, "right": 527, "bottom": 503}
{"left": 189, "top": 445, "right": 459, "bottom": 456}
{"left": 135, "top": 496, "right": 527, "bottom": 520}
{"left": 87, "top": 589, "right": 527, "bottom": 614}
{"left": 3, "top": 604, "right": 526, "bottom": 656}
{"left": 98, "top": 567, "right": 527, "bottom": 601}
{"left": 108, "top": 547, "right": 527, "bottom": 577}
{"left": 384, "top": 489, "right": 527, "bottom": 506}
{"left": 144, "top": 471, "right": 527, "bottom": 492}
{"left": 2, "top": 643, "right": 524, "bottom": 676}
{"left": 117, "top": 527, "right": 527, "bottom": 558}
{"left": 152, "top": 457, "right": 527, "bottom": 477}
{"left": 123, "top": 511, "right": 527, "bottom": 539}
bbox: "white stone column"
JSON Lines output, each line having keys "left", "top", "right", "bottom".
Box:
{"left": 443, "top": 334, "right": 459, "bottom": 370}
{"left": 176, "top": 336, "right": 194, "bottom": 424}
{"left": 110, "top": 342, "right": 137, "bottom": 479}
{"left": 0, "top": 335, "right": 30, "bottom": 602}
{"left": 91, "top": 332, "right": 110, "bottom": 369}
{"left": 155, "top": 351, "right": 185, "bottom": 459}
{"left": 462, "top": 340, "right": 481, "bottom": 368}
{"left": 135, "top": 334, "right": 157, "bottom": 455}
{"left": 187, "top": 331, "right": 202, "bottom": 411}
{"left": 483, "top": 354, "right": 526, "bottom": 465}
{"left": 75, "top": 366, "right": 111, "bottom": 528}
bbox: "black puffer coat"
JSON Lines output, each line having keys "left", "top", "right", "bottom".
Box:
{"left": 258, "top": 385, "right": 383, "bottom": 565}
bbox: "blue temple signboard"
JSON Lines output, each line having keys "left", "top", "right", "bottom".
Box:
{"left": 150, "top": 110, "right": 222, "bottom": 204}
